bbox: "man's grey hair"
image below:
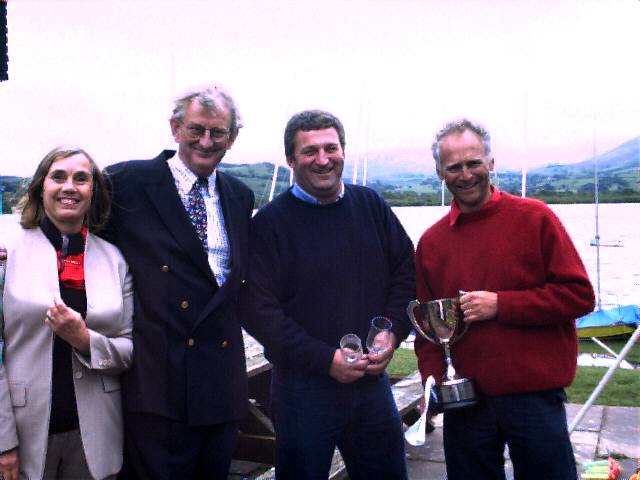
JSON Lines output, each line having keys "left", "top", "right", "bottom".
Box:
{"left": 171, "top": 85, "right": 243, "bottom": 137}
{"left": 432, "top": 118, "right": 492, "bottom": 172}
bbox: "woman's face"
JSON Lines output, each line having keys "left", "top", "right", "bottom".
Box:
{"left": 42, "top": 154, "right": 93, "bottom": 234}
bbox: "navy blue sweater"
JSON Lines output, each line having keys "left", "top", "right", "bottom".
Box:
{"left": 243, "top": 185, "right": 415, "bottom": 377}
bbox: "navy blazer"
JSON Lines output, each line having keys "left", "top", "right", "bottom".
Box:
{"left": 103, "top": 150, "right": 254, "bottom": 425}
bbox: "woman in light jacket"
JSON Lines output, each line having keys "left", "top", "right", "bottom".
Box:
{"left": 0, "top": 147, "right": 133, "bottom": 480}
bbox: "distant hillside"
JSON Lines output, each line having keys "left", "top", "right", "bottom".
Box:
{"left": 218, "top": 161, "right": 289, "bottom": 207}
{"left": 229, "top": 136, "right": 639, "bottom": 206}
{"left": 2, "top": 137, "right": 638, "bottom": 211}
{"left": 0, "top": 176, "right": 28, "bottom": 214}
{"left": 356, "top": 148, "right": 433, "bottom": 180}
{"left": 534, "top": 137, "right": 639, "bottom": 175}
{"left": 505, "top": 136, "right": 640, "bottom": 203}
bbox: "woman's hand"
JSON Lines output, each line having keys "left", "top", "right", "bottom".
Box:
{"left": 0, "top": 448, "right": 19, "bottom": 480}
{"left": 45, "top": 296, "right": 90, "bottom": 355}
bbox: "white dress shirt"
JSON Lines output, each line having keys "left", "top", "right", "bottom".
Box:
{"left": 168, "top": 155, "right": 230, "bottom": 286}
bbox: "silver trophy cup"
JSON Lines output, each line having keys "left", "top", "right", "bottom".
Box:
{"left": 407, "top": 297, "right": 477, "bottom": 410}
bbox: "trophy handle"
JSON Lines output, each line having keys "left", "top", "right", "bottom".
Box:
{"left": 406, "top": 300, "right": 432, "bottom": 342}
{"left": 450, "top": 295, "right": 469, "bottom": 345}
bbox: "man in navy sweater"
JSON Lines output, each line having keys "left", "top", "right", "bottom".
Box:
{"left": 243, "top": 110, "right": 415, "bottom": 479}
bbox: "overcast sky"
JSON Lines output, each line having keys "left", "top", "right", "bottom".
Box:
{"left": 1, "top": 0, "right": 639, "bottom": 177}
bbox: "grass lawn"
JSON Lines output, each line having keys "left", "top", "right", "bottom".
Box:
{"left": 568, "top": 339, "right": 640, "bottom": 406}
{"left": 388, "top": 348, "right": 419, "bottom": 378}
{"left": 389, "top": 338, "right": 640, "bottom": 407}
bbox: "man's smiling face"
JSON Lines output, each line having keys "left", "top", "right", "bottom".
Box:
{"left": 438, "top": 129, "right": 494, "bottom": 213}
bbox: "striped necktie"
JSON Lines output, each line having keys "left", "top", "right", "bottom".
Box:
{"left": 187, "top": 178, "right": 208, "bottom": 251}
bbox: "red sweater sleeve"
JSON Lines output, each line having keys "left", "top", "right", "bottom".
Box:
{"left": 497, "top": 205, "right": 594, "bottom": 327}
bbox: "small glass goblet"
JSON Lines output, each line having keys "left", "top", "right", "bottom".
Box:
{"left": 340, "top": 333, "right": 363, "bottom": 364}
{"left": 366, "top": 316, "right": 393, "bottom": 355}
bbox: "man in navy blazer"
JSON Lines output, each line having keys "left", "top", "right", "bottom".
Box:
{"left": 103, "top": 85, "right": 254, "bottom": 480}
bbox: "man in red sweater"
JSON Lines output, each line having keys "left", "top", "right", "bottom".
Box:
{"left": 414, "top": 118, "right": 595, "bottom": 480}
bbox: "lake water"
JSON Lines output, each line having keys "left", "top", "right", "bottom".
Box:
{"left": 393, "top": 203, "right": 640, "bottom": 309}
{"left": 1, "top": 202, "right": 638, "bottom": 307}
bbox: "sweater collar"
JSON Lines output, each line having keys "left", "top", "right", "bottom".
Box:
{"left": 449, "top": 186, "right": 501, "bottom": 226}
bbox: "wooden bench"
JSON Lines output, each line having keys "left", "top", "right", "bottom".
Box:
{"left": 243, "top": 370, "right": 424, "bottom": 480}
{"left": 232, "top": 333, "right": 276, "bottom": 467}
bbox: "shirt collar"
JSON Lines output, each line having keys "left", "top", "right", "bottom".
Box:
{"left": 291, "top": 182, "right": 345, "bottom": 205}
{"left": 167, "top": 154, "right": 217, "bottom": 196}
{"left": 449, "top": 185, "right": 500, "bottom": 226}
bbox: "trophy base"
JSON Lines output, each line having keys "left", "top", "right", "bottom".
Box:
{"left": 438, "top": 378, "right": 477, "bottom": 410}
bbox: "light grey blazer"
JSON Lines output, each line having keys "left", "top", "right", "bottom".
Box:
{"left": 0, "top": 227, "right": 133, "bottom": 480}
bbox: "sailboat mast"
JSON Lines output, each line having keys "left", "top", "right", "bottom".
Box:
{"left": 268, "top": 163, "right": 279, "bottom": 203}
{"left": 593, "top": 135, "right": 602, "bottom": 310}
{"left": 362, "top": 155, "right": 368, "bottom": 186}
{"left": 522, "top": 90, "right": 528, "bottom": 197}
{"left": 351, "top": 157, "right": 358, "bottom": 185}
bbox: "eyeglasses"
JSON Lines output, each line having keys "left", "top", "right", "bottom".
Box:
{"left": 182, "top": 123, "right": 230, "bottom": 141}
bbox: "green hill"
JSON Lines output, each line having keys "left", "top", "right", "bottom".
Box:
{"left": 2, "top": 137, "right": 638, "bottom": 211}
{"left": 0, "top": 176, "right": 28, "bottom": 214}
{"left": 222, "top": 136, "right": 639, "bottom": 207}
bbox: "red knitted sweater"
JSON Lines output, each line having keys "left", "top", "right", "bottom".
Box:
{"left": 414, "top": 190, "right": 595, "bottom": 395}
